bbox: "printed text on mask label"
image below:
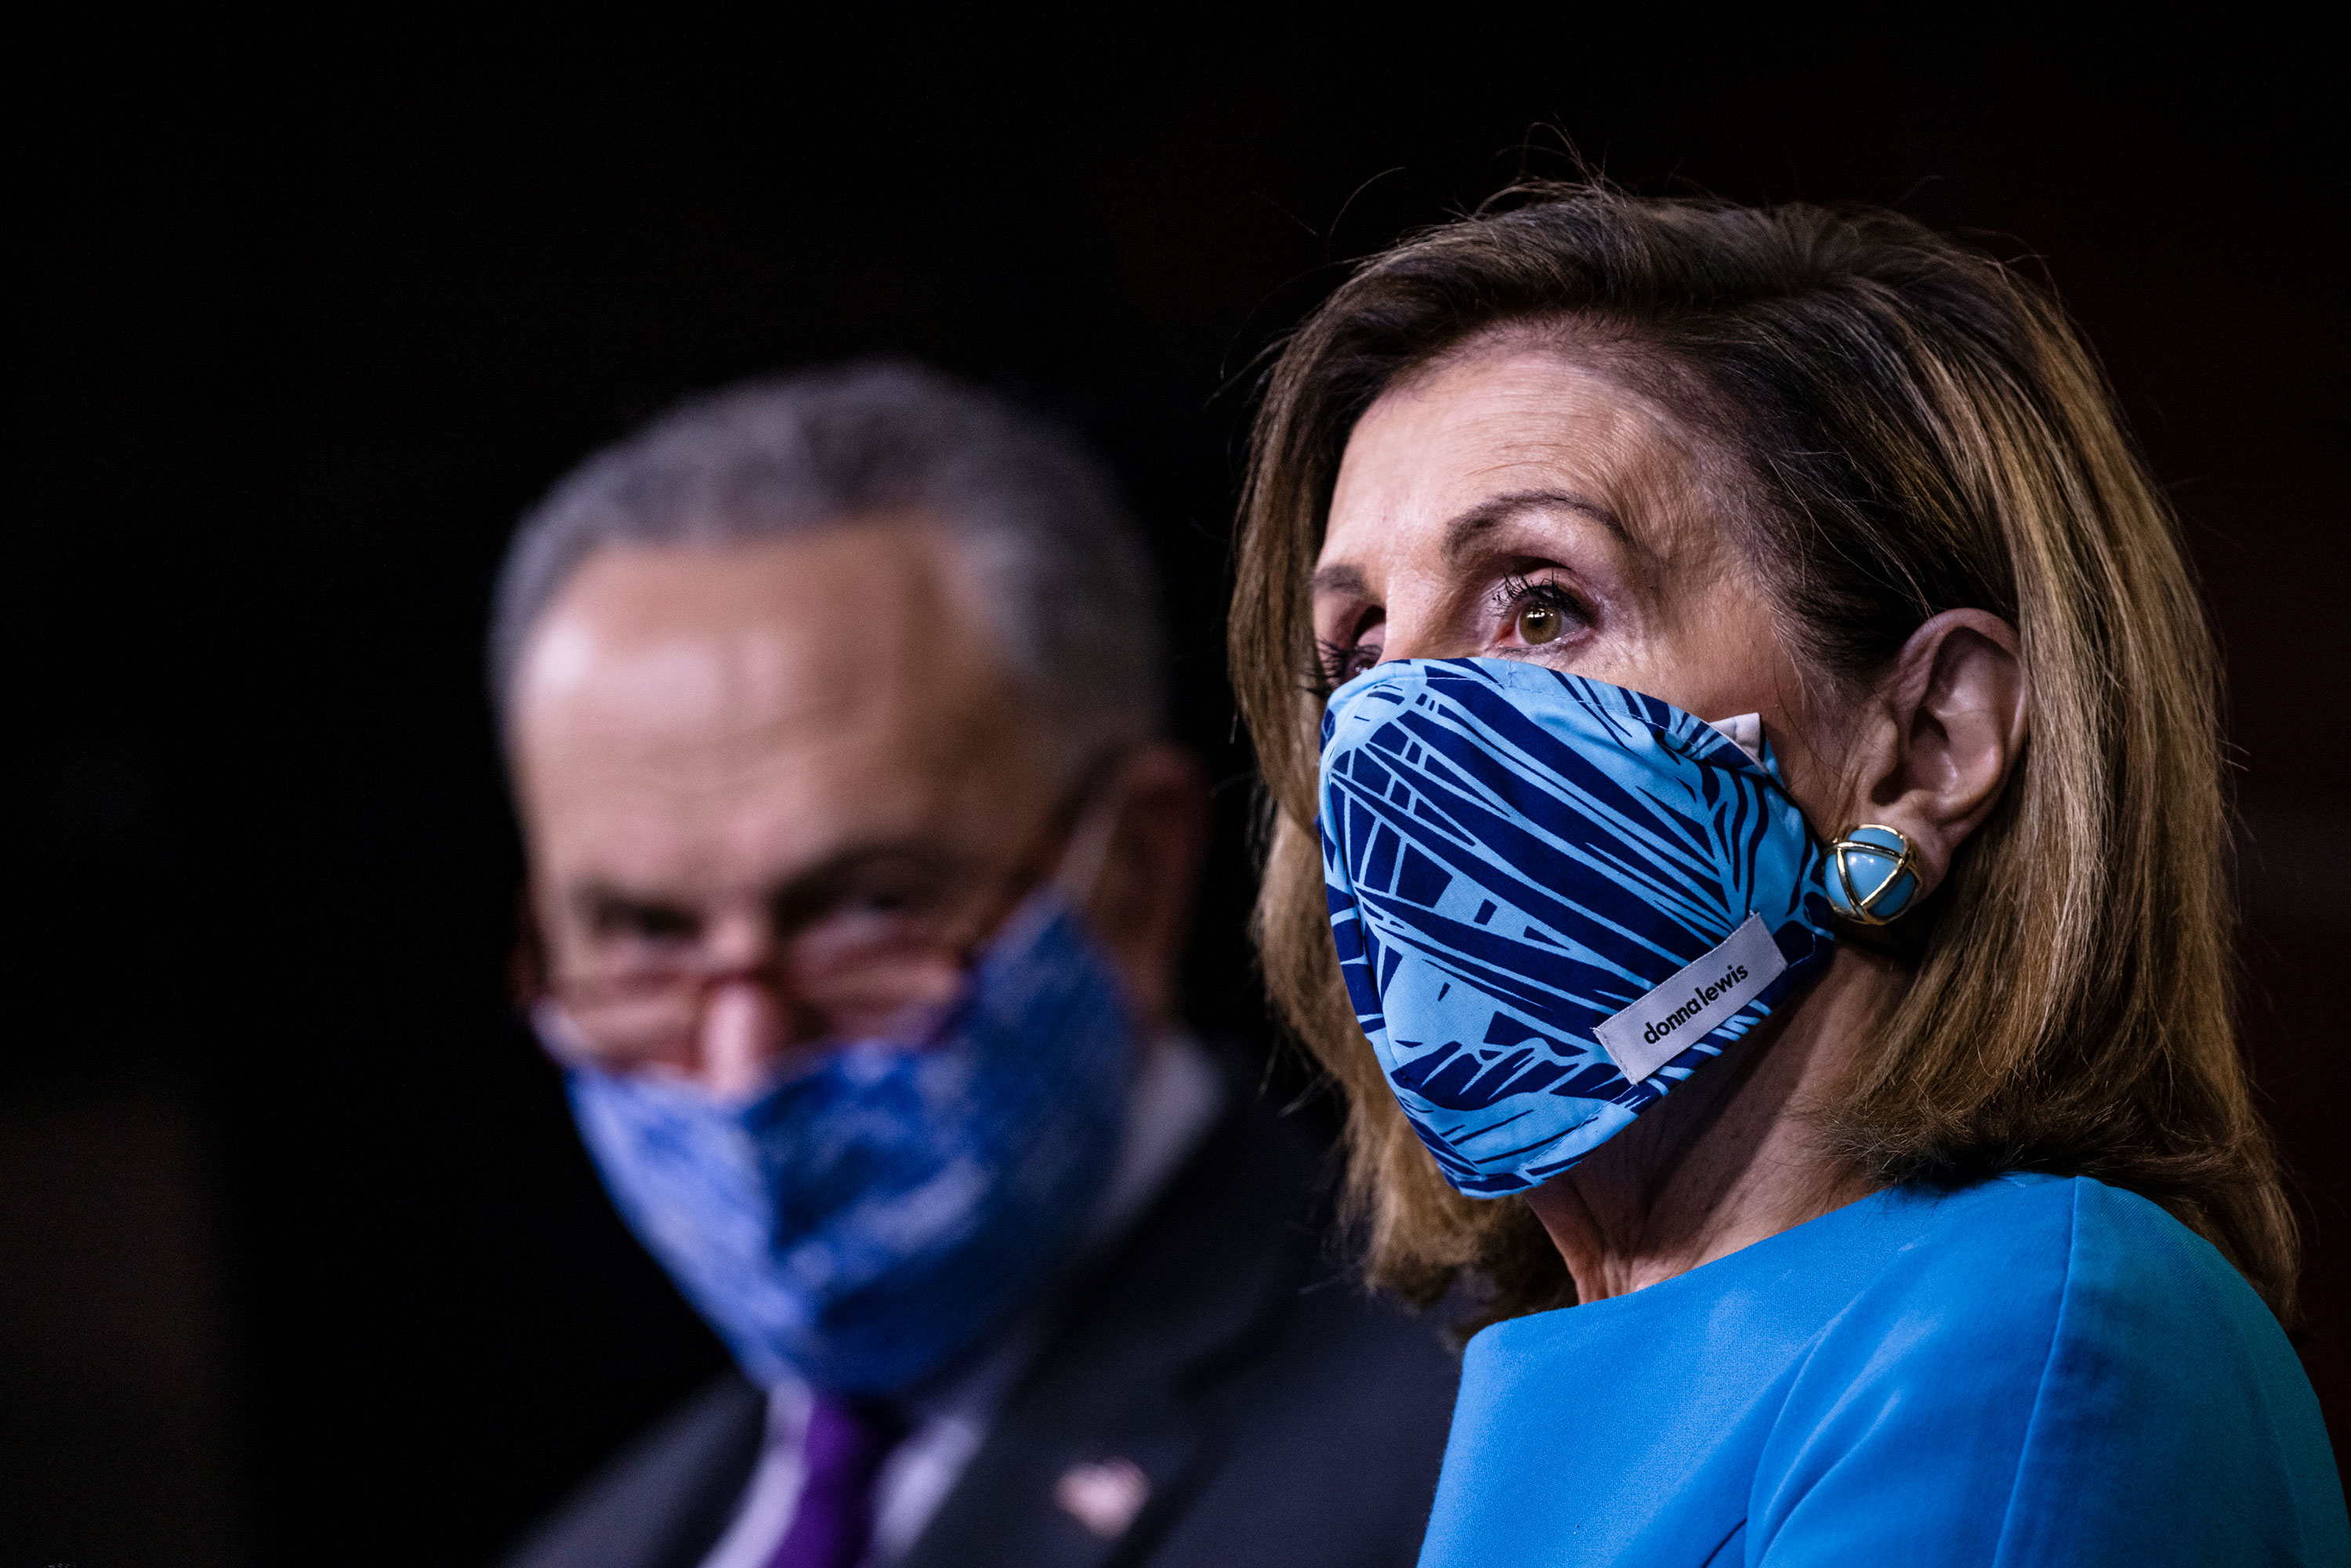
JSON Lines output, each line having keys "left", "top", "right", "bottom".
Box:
{"left": 1592, "top": 914, "right": 1787, "bottom": 1085}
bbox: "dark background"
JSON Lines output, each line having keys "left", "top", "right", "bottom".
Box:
{"left": 9, "top": 16, "right": 2345, "bottom": 1565}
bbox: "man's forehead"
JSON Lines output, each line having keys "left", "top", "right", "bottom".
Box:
{"left": 521, "top": 523, "right": 1008, "bottom": 728}
{"left": 511, "top": 522, "right": 1050, "bottom": 875}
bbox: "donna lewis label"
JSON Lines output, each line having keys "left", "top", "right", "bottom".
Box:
{"left": 1592, "top": 914, "right": 1787, "bottom": 1086}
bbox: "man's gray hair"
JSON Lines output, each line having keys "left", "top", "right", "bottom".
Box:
{"left": 491, "top": 362, "right": 1165, "bottom": 767}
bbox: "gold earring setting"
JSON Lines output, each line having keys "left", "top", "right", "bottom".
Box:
{"left": 1826, "top": 824, "right": 1922, "bottom": 925}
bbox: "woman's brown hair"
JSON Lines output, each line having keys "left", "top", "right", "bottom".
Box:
{"left": 1230, "top": 183, "right": 2298, "bottom": 1325}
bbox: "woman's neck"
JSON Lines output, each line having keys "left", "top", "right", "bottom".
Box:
{"left": 1521, "top": 944, "right": 1906, "bottom": 1302}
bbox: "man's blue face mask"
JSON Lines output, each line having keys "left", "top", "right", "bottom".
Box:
{"left": 1318, "top": 658, "right": 1840, "bottom": 1198}
{"left": 555, "top": 889, "right": 1131, "bottom": 1396}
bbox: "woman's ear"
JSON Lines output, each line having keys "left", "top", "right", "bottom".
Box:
{"left": 1845, "top": 610, "right": 2030, "bottom": 896}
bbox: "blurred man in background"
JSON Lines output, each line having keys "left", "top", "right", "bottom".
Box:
{"left": 491, "top": 364, "right": 1455, "bottom": 1568}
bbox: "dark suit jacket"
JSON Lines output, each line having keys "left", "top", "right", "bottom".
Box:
{"left": 502, "top": 1081, "right": 1460, "bottom": 1568}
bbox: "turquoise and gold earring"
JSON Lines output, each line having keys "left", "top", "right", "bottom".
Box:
{"left": 1826, "top": 824, "right": 1922, "bottom": 925}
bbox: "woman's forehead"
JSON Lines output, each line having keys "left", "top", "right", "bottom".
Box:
{"left": 1323, "top": 346, "right": 1722, "bottom": 569}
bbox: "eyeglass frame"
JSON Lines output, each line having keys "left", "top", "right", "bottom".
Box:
{"left": 514, "top": 746, "right": 1134, "bottom": 1070}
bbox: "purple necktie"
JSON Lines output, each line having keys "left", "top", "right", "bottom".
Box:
{"left": 763, "top": 1394, "right": 909, "bottom": 1568}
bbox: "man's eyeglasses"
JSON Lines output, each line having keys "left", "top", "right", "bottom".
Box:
{"left": 520, "top": 754, "right": 1125, "bottom": 1070}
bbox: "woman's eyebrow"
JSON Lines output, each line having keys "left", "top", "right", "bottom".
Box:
{"left": 1310, "top": 562, "right": 1371, "bottom": 599}
{"left": 1442, "top": 488, "right": 1630, "bottom": 559}
{"left": 1310, "top": 488, "right": 1632, "bottom": 603}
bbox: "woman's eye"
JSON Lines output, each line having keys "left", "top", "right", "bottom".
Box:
{"left": 1495, "top": 577, "right": 1588, "bottom": 650}
{"left": 1317, "top": 637, "right": 1382, "bottom": 691}
{"left": 1516, "top": 601, "right": 1567, "bottom": 645}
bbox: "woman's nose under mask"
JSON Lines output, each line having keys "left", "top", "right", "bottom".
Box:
{"left": 1318, "top": 657, "right": 1840, "bottom": 1198}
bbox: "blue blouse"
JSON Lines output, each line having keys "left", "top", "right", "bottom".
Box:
{"left": 1418, "top": 1174, "right": 2347, "bottom": 1566}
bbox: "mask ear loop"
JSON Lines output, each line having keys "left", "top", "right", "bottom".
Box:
{"left": 1050, "top": 771, "right": 1127, "bottom": 907}
{"left": 980, "top": 749, "right": 1134, "bottom": 962}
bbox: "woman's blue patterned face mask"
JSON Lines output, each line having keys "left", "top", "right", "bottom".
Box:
{"left": 559, "top": 890, "right": 1129, "bottom": 1395}
{"left": 1319, "top": 658, "right": 1839, "bottom": 1198}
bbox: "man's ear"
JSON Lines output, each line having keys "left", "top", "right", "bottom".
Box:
{"left": 1088, "top": 743, "right": 1211, "bottom": 1031}
{"left": 1843, "top": 610, "right": 2030, "bottom": 898}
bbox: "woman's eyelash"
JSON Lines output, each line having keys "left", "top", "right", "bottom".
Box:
{"left": 1312, "top": 637, "right": 1378, "bottom": 696}
{"left": 1491, "top": 574, "right": 1592, "bottom": 628}
{"left": 1308, "top": 577, "right": 1584, "bottom": 694}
